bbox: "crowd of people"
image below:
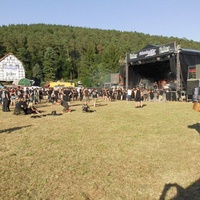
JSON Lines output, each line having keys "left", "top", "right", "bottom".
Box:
{"left": 0, "top": 84, "right": 187, "bottom": 115}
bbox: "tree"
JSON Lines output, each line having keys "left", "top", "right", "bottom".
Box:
{"left": 78, "top": 43, "right": 96, "bottom": 86}
{"left": 32, "top": 63, "right": 43, "bottom": 85}
{"left": 16, "top": 47, "right": 32, "bottom": 78}
{"left": 0, "top": 42, "right": 6, "bottom": 58}
{"left": 102, "top": 43, "right": 121, "bottom": 72}
{"left": 43, "top": 47, "right": 58, "bottom": 81}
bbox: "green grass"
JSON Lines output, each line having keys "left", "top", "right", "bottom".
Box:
{"left": 0, "top": 99, "right": 200, "bottom": 200}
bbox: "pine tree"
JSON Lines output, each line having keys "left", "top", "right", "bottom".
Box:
{"left": 43, "top": 47, "right": 58, "bottom": 81}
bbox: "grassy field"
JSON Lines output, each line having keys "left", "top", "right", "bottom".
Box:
{"left": 0, "top": 99, "right": 200, "bottom": 200}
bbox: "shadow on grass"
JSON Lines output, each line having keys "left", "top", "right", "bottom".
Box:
{"left": 70, "top": 103, "right": 84, "bottom": 107}
{"left": 95, "top": 103, "right": 107, "bottom": 107}
{"left": 70, "top": 103, "right": 108, "bottom": 107}
{"left": 188, "top": 123, "right": 200, "bottom": 134}
{"left": 159, "top": 178, "right": 200, "bottom": 200}
{"left": 36, "top": 103, "right": 55, "bottom": 108}
{"left": 0, "top": 125, "right": 32, "bottom": 134}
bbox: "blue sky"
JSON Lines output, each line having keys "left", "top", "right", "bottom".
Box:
{"left": 1, "top": 0, "right": 200, "bottom": 42}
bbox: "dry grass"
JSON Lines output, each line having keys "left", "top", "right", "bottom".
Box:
{"left": 0, "top": 99, "right": 200, "bottom": 200}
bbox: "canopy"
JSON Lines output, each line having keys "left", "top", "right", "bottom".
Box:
{"left": 49, "top": 81, "right": 75, "bottom": 88}
{"left": 13, "top": 78, "right": 31, "bottom": 87}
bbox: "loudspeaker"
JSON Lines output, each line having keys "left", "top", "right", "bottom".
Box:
{"left": 188, "top": 64, "right": 200, "bottom": 79}
{"left": 111, "top": 73, "right": 119, "bottom": 84}
{"left": 187, "top": 79, "right": 200, "bottom": 95}
{"left": 196, "top": 64, "right": 200, "bottom": 79}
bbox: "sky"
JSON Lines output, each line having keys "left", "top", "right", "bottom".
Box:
{"left": 0, "top": 0, "right": 200, "bottom": 42}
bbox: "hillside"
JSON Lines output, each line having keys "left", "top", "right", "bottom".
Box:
{"left": 0, "top": 24, "right": 200, "bottom": 86}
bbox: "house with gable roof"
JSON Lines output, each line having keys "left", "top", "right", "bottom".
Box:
{"left": 0, "top": 53, "right": 25, "bottom": 82}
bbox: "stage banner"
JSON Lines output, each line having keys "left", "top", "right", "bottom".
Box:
{"left": 127, "top": 43, "right": 175, "bottom": 61}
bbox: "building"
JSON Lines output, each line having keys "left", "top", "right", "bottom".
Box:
{"left": 0, "top": 53, "right": 25, "bottom": 82}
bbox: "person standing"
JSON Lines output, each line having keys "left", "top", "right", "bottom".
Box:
{"left": 2, "top": 87, "right": 10, "bottom": 112}
{"left": 10, "top": 88, "right": 16, "bottom": 106}
{"left": 79, "top": 89, "right": 83, "bottom": 101}
{"left": 143, "top": 88, "right": 148, "bottom": 101}
{"left": 63, "top": 87, "right": 71, "bottom": 103}
{"left": 53, "top": 88, "right": 59, "bottom": 103}
{"left": 83, "top": 88, "right": 90, "bottom": 104}
{"left": 91, "top": 89, "right": 98, "bottom": 107}
{"left": 38, "top": 88, "right": 44, "bottom": 103}
{"left": 127, "top": 88, "right": 132, "bottom": 101}
{"left": 134, "top": 87, "right": 143, "bottom": 108}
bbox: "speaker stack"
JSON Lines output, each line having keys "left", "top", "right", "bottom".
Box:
{"left": 187, "top": 64, "right": 200, "bottom": 98}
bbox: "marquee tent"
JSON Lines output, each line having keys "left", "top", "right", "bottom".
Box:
{"left": 121, "top": 42, "right": 200, "bottom": 90}
{"left": 13, "top": 78, "right": 31, "bottom": 87}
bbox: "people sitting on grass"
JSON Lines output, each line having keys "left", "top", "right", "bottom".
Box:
{"left": 26, "top": 102, "right": 40, "bottom": 114}
{"left": 14, "top": 98, "right": 40, "bottom": 115}
{"left": 82, "top": 102, "right": 90, "bottom": 112}
{"left": 13, "top": 97, "right": 27, "bottom": 115}
{"left": 82, "top": 103, "right": 96, "bottom": 113}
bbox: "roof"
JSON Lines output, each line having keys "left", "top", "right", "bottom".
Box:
{"left": 141, "top": 44, "right": 159, "bottom": 50}
{"left": 0, "top": 52, "right": 13, "bottom": 62}
{"left": 181, "top": 48, "right": 200, "bottom": 55}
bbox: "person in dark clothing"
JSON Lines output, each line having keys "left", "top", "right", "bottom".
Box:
{"left": 60, "top": 100, "right": 71, "bottom": 113}
{"left": 47, "top": 88, "right": 53, "bottom": 102}
{"left": 134, "top": 87, "right": 143, "bottom": 108}
{"left": 82, "top": 103, "right": 96, "bottom": 113}
{"left": 14, "top": 97, "right": 27, "bottom": 115}
{"left": 62, "top": 87, "right": 71, "bottom": 102}
{"left": 79, "top": 89, "right": 83, "bottom": 101}
{"left": 82, "top": 103, "right": 90, "bottom": 112}
{"left": 53, "top": 89, "right": 59, "bottom": 103}
{"left": 149, "top": 90, "right": 154, "bottom": 101}
{"left": 26, "top": 102, "right": 40, "bottom": 114}
{"left": 38, "top": 89, "right": 43, "bottom": 103}
{"left": 2, "top": 88, "right": 10, "bottom": 112}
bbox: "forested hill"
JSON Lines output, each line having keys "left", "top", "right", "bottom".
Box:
{"left": 0, "top": 24, "right": 200, "bottom": 86}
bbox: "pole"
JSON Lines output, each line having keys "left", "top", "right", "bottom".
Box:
{"left": 125, "top": 53, "right": 129, "bottom": 89}
{"left": 176, "top": 45, "right": 181, "bottom": 91}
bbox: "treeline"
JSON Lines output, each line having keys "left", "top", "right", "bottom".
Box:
{"left": 0, "top": 24, "right": 200, "bottom": 86}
